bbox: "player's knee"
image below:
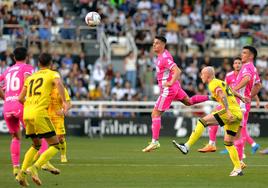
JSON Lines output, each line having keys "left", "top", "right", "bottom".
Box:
{"left": 199, "top": 118, "right": 207, "bottom": 127}
{"left": 224, "top": 141, "right": 233, "bottom": 146}
{"left": 50, "top": 143, "right": 60, "bottom": 150}
{"left": 58, "top": 135, "right": 65, "bottom": 143}
{"left": 32, "top": 144, "right": 41, "bottom": 150}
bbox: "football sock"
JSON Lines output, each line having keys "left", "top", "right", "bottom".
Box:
{"left": 186, "top": 120, "right": 205, "bottom": 149}
{"left": 241, "top": 126, "right": 254, "bottom": 145}
{"left": 209, "top": 125, "right": 218, "bottom": 143}
{"left": 21, "top": 146, "right": 39, "bottom": 171}
{"left": 234, "top": 138, "right": 245, "bottom": 161}
{"left": 189, "top": 95, "right": 209, "bottom": 105}
{"left": 34, "top": 145, "right": 59, "bottom": 169}
{"left": 225, "top": 144, "right": 241, "bottom": 169}
{"left": 59, "top": 138, "right": 67, "bottom": 156}
{"left": 10, "top": 138, "right": 20, "bottom": 167}
{"left": 152, "top": 117, "right": 161, "bottom": 141}
{"left": 39, "top": 138, "right": 48, "bottom": 154}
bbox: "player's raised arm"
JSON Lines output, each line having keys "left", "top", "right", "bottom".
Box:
{"left": 251, "top": 82, "right": 262, "bottom": 98}
{"left": 164, "top": 65, "right": 181, "bottom": 87}
{"left": 233, "top": 75, "right": 250, "bottom": 91}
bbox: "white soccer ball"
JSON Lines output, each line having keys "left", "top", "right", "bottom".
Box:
{"left": 85, "top": 12, "right": 101, "bottom": 27}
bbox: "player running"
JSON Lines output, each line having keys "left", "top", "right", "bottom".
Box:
{"left": 0, "top": 47, "right": 34, "bottom": 176}
{"left": 142, "top": 36, "right": 210, "bottom": 152}
{"left": 173, "top": 66, "right": 249, "bottom": 176}
{"left": 16, "top": 53, "right": 68, "bottom": 186}
{"left": 197, "top": 57, "right": 260, "bottom": 154}
{"left": 232, "top": 46, "right": 262, "bottom": 162}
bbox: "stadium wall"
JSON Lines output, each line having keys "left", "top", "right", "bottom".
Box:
{"left": 0, "top": 115, "right": 265, "bottom": 137}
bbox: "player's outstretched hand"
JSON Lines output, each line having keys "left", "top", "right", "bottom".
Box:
{"left": 164, "top": 81, "right": 172, "bottom": 87}
{"left": 62, "top": 101, "right": 69, "bottom": 116}
{"left": 241, "top": 96, "right": 250, "bottom": 104}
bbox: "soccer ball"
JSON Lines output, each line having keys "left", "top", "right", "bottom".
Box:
{"left": 85, "top": 12, "right": 101, "bottom": 27}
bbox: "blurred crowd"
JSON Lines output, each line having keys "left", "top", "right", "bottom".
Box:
{"left": 0, "top": 0, "right": 268, "bottom": 103}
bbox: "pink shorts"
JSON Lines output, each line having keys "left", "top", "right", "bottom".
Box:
{"left": 4, "top": 109, "right": 24, "bottom": 134}
{"left": 154, "top": 86, "right": 188, "bottom": 111}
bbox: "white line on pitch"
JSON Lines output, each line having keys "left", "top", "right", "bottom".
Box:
{"left": 57, "top": 163, "right": 268, "bottom": 167}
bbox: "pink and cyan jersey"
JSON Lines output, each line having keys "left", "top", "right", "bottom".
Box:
{"left": 225, "top": 71, "right": 238, "bottom": 88}
{"left": 154, "top": 50, "right": 187, "bottom": 111}
{"left": 236, "top": 61, "right": 259, "bottom": 111}
{"left": 0, "top": 63, "right": 34, "bottom": 114}
{"left": 155, "top": 49, "right": 180, "bottom": 95}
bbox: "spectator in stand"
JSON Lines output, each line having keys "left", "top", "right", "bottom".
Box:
{"left": 105, "top": 63, "right": 114, "bottom": 82}
{"left": 88, "top": 83, "right": 103, "bottom": 100}
{"left": 92, "top": 63, "right": 105, "bottom": 85}
{"left": 142, "top": 65, "right": 154, "bottom": 100}
{"left": 210, "top": 20, "right": 222, "bottom": 38}
{"left": 192, "top": 28, "right": 206, "bottom": 53}
{"left": 38, "top": 18, "right": 52, "bottom": 41}
{"left": 73, "top": 79, "right": 88, "bottom": 100}
{"left": 256, "top": 55, "right": 268, "bottom": 73}
{"left": 111, "top": 82, "right": 125, "bottom": 101}
{"left": 122, "top": 80, "right": 136, "bottom": 101}
{"left": 52, "top": 0, "right": 63, "bottom": 17}
{"left": 190, "top": 9, "right": 202, "bottom": 28}
{"left": 177, "top": 11, "right": 190, "bottom": 28}
{"left": 182, "top": 0, "right": 192, "bottom": 15}
{"left": 166, "top": 15, "right": 179, "bottom": 33}
{"left": 260, "top": 71, "right": 268, "bottom": 101}
{"left": 124, "top": 51, "right": 137, "bottom": 88}
{"left": 112, "top": 71, "right": 123, "bottom": 87}
{"left": 61, "top": 53, "right": 73, "bottom": 69}
{"left": 102, "top": 77, "right": 112, "bottom": 100}
{"left": 230, "top": 19, "right": 240, "bottom": 38}
{"left": 4, "top": 15, "right": 18, "bottom": 35}
{"left": 59, "top": 16, "right": 76, "bottom": 40}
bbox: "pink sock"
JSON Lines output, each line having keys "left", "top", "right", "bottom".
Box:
{"left": 241, "top": 126, "right": 254, "bottom": 145}
{"left": 209, "top": 125, "right": 218, "bottom": 142}
{"left": 234, "top": 138, "right": 245, "bottom": 160}
{"left": 39, "top": 138, "right": 48, "bottom": 154}
{"left": 189, "top": 95, "right": 209, "bottom": 105}
{"left": 10, "top": 138, "right": 20, "bottom": 166}
{"left": 152, "top": 117, "right": 161, "bottom": 141}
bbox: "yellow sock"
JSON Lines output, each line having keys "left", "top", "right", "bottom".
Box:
{"left": 33, "top": 152, "right": 40, "bottom": 162}
{"left": 186, "top": 120, "right": 205, "bottom": 148}
{"left": 34, "top": 145, "right": 59, "bottom": 169}
{"left": 225, "top": 145, "right": 241, "bottom": 169}
{"left": 21, "top": 146, "right": 39, "bottom": 171}
{"left": 60, "top": 139, "right": 67, "bottom": 156}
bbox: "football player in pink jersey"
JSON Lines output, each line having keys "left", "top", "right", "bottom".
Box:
{"left": 142, "top": 36, "right": 210, "bottom": 152}
{"left": 233, "top": 46, "right": 262, "bottom": 163}
{"left": 0, "top": 47, "right": 34, "bottom": 176}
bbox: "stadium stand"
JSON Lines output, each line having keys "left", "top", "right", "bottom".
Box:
{"left": 0, "top": 0, "right": 268, "bottom": 103}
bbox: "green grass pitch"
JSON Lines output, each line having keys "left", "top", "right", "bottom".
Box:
{"left": 1, "top": 135, "right": 268, "bottom": 188}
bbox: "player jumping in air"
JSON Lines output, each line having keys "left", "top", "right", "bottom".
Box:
{"left": 142, "top": 36, "right": 210, "bottom": 152}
